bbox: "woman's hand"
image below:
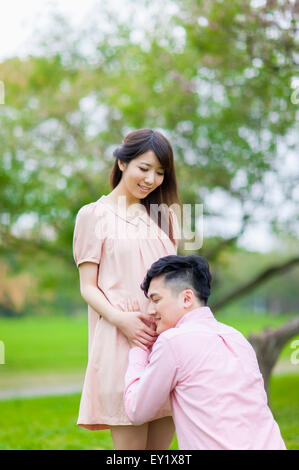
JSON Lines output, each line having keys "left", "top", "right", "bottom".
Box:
{"left": 115, "top": 310, "right": 158, "bottom": 352}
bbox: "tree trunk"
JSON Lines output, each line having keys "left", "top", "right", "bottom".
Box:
{"left": 247, "top": 316, "right": 299, "bottom": 403}
{"left": 0, "top": 304, "right": 19, "bottom": 317}
{"left": 211, "top": 256, "right": 299, "bottom": 311}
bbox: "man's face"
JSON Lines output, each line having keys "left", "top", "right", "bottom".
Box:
{"left": 147, "top": 275, "right": 184, "bottom": 335}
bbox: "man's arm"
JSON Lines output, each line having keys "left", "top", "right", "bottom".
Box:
{"left": 124, "top": 336, "right": 177, "bottom": 426}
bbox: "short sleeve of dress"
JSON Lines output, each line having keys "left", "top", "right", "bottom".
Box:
{"left": 72, "top": 202, "right": 105, "bottom": 268}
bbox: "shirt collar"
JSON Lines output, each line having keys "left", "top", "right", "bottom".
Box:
{"left": 175, "top": 306, "right": 216, "bottom": 328}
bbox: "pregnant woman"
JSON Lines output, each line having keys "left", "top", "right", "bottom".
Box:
{"left": 73, "top": 128, "right": 181, "bottom": 450}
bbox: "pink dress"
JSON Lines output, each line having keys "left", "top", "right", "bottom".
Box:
{"left": 72, "top": 195, "right": 179, "bottom": 430}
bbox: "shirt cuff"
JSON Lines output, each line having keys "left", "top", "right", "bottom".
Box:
{"left": 128, "top": 347, "right": 150, "bottom": 367}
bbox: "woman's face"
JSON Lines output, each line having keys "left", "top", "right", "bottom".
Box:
{"left": 118, "top": 150, "right": 165, "bottom": 201}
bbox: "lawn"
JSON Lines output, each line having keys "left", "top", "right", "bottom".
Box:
{"left": 0, "top": 311, "right": 298, "bottom": 449}
{"left": 0, "top": 315, "right": 88, "bottom": 375}
{"left": 0, "top": 374, "right": 297, "bottom": 449}
{"left": 0, "top": 310, "right": 297, "bottom": 379}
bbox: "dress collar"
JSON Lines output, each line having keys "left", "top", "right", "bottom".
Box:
{"left": 97, "top": 195, "right": 150, "bottom": 226}
{"left": 175, "top": 306, "right": 216, "bottom": 328}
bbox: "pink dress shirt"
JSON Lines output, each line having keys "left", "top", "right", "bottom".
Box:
{"left": 124, "top": 307, "right": 286, "bottom": 450}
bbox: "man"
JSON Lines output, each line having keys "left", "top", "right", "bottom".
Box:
{"left": 124, "top": 254, "right": 286, "bottom": 450}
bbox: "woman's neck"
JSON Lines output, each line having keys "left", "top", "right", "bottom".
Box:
{"left": 106, "top": 184, "right": 141, "bottom": 208}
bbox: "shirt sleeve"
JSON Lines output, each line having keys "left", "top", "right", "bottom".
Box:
{"left": 72, "top": 202, "right": 105, "bottom": 268}
{"left": 124, "top": 336, "right": 178, "bottom": 425}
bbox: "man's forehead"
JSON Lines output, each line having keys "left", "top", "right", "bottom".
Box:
{"left": 148, "top": 276, "right": 166, "bottom": 298}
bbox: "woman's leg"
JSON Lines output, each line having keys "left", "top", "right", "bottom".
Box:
{"left": 110, "top": 423, "right": 149, "bottom": 450}
{"left": 146, "top": 416, "right": 175, "bottom": 450}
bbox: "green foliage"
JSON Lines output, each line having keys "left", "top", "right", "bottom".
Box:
{"left": 0, "top": 0, "right": 298, "bottom": 314}
{"left": 0, "top": 3, "right": 297, "bottom": 451}
{"left": 209, "top": 244, "right": 299, "bottom": 312}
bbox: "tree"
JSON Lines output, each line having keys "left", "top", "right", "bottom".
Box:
{"left": 248, "top": 317, "right": 299, "bottom": 401}
{"left": 0, "top": 0, "right": 298, "bottom": 396}
{"left": 0, "top": 2, "right": 298, "bottom": 307}
{"left": 1, "top": 0, "right": 297, "bottom": 258}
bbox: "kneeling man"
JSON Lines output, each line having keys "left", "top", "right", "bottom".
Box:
{"left": 124, "top": 254, "right": 286, "bottom": 450}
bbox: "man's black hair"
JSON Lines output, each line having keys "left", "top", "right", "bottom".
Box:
{"left": 140, "top": 254, "right": 212, "bottom": 305}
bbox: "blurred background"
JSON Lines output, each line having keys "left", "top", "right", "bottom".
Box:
{"left": 0, "top": 0, "right": 298, "bottom": 450}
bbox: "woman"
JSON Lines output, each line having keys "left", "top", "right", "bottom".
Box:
{"left": 73, "top": 128, "right": 182, "bottom": 450}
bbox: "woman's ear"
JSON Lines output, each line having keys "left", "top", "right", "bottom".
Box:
{"left": 118, "top": 159, "right": 127, "bottom": 172}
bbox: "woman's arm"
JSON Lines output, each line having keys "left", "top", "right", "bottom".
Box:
{"left": 78, "top": 262, "right": 157, "bottom": 351}
{"left": 79, "top": 262, "right": 119, "bottom": 324}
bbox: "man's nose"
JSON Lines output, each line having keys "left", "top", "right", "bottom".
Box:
{"left": 147, "top": 303, "right": 156, "bottom": 316}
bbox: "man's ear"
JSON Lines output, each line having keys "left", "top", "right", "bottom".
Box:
{"left": 183, "top": 289, "right": 194, "bottom": 306}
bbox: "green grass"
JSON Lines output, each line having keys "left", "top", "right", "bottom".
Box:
{"left": 0, "top": 315, "right": 88, "bottom": 376}
{"left": 0, "top": 312, "right": 297, "bottom": 449}
{"left": 0, "top": 393, "right": 178, "bottom": 450}
{"left": 269, "top": 374, "right": 299, "bottom": 450}
{"left": 0, "top": 394, "right": 113, "bottom": 450}
{"left": 0, "top": 374, "right": 297, "bottom": 450}
{"left": 0, "top": 311, "right": 297, "bottom": 379}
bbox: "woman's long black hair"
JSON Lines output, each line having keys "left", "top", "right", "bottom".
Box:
{"left": 110, "top": 128, "right": 182, "bottom": 245}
